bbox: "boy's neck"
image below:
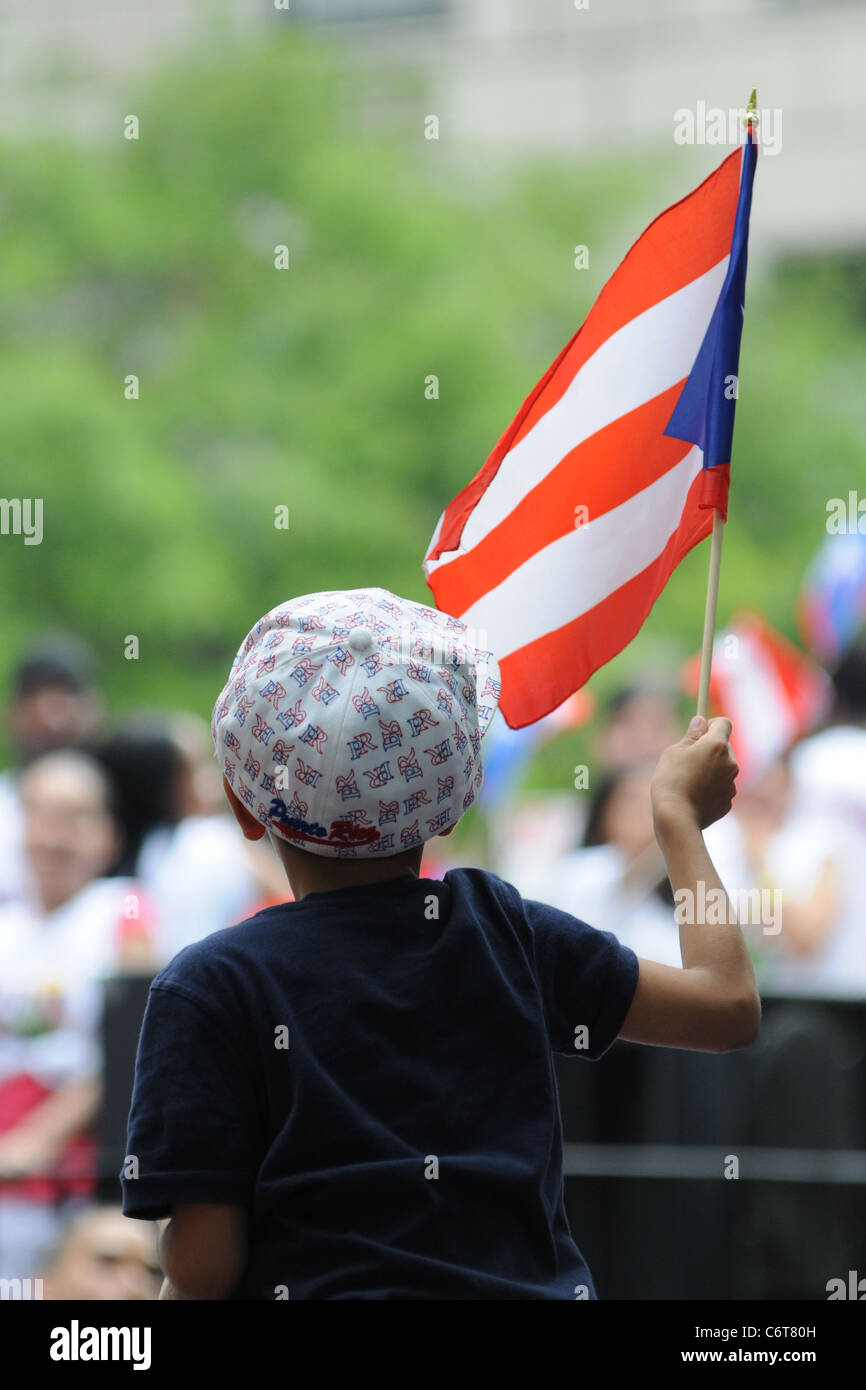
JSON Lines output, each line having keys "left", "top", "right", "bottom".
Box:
{"left": 273, "top": 838, "right": 425, "bottom": 900}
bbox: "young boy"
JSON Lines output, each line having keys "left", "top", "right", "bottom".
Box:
{"left": 121, "top": 587, "right": 759, "bottom": 1300}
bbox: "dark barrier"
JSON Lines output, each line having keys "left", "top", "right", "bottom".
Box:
{"left": 96, "top": 972, "right": 153, "bottom": 1202}
{"left": 556, "top": 996, "right": 866, "bottom": 1298}
{"left": 96, "top": 983, "right": 866, "bottom": 1298}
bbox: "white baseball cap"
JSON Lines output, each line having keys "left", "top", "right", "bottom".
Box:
{"left": 212, "top": 588, "right": 501, "bottom": 857}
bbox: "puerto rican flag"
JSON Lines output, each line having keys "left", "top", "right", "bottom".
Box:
{"left": 424, "top": 131, "right": 757, "bottom": 728}
{"left": 680, "top": 612, "right": 831, "bottom": 786}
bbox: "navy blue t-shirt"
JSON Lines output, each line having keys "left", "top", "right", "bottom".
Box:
{"left": 121, "top": 867, "right": 638, "bottom": 1299}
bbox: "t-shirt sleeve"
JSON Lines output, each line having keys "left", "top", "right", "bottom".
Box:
{"left": 121, "top": 981, "right": 265, "bottom": 1220}
{"left": 522, "top": 895, "right": 640, "bottom": 1059}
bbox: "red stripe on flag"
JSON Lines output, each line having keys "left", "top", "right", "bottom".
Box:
{"left": 496, "top": 469, "right": 714, "bottom": 728}
{"left": 429, "top": 383, "right": 692, "bottom": 618}
{"left": 699, "top": 462, "right": 730, "bottom": 517}
{"left": 427, "top": 150, "right": 741, "bottom": 568}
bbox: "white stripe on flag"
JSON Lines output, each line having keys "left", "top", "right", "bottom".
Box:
{"left": 426, "top": 258, "right": 728, "bottom": 573}
{"left": 460, "top": 445, "right": 704, "bottom": 658}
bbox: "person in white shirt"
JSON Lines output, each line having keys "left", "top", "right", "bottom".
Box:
{"left": 545, "top": 763, "right": 684, "bottom": 967}
{"left": 0, "top": 751, "right": 148, "bottom": 1278}
{"left": 769, "top": 643, "right": 866, "bottom": 995}
{"left": 0, "top": 637, "right": 103, "bottom": 910}
{"left": 788, "top": 642, "right": 866, "bottom": 840}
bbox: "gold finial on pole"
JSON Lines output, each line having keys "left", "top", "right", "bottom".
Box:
{"left": 744, "top": 87, "right": 758, "bottom": 130}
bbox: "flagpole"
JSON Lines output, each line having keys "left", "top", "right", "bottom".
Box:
{"left": 696, "top": 508, "right": 725, "bottom": 718}
{"left": 695, "top": 87, "right": 756, "bottom": 720}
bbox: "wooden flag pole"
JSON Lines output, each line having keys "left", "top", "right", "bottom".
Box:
{"left": 695, "top": 87, "right": 756, "bottom": 720}
{"left": 696, "top": 508, "right": 725, "bottom": 718}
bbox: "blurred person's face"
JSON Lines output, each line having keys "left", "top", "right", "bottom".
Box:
{"left": 174, "top": 722, "right": 223, "bottom": 817}
{"left": 44, "top": 1210, "right": 160, "bottom": 1301}
{"left": 21, "top": 755, "right": 119, "bottom": 914}
{"left": 192, "top": 756, "right": 226, "bottom": 816}
{"left": 599, "top": 767, "right": 656, "bottom": 859}
{"left": 8, "top": 685, "right": 102, "bottom": 764}
{"left": 596, "top": 694, "right": 679, "bottom": 771}
{"left": 171, "top": 714, "right": 223, "bottom": 817}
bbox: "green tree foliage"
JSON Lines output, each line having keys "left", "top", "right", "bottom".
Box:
{"left": 0, "top": 31, "right": 863, "bottom": 780}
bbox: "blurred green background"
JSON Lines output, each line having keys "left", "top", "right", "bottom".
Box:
{"left": 1, "top": 28, "right": 863, "bottom": 785}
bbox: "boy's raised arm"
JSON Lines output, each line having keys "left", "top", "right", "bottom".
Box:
{"left": 618, "top": 715, "right": 761, "bottom": 1053}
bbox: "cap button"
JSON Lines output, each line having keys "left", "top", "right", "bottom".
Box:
{"left": 348, "top": 626, "right": 374, "bottom": 653}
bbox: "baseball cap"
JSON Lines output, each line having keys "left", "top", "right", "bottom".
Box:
{"left": 212, "top": 588, "right": 501, "bottom": 857}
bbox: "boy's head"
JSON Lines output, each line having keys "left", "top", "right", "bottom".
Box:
{"left": 212, "top": 588, "right": 500, "bottom": 864}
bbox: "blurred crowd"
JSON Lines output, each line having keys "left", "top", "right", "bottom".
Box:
{"left": 0, "top": 637, "right": 287, "bottom": 1292}
{"left": 514, "top": 649, "right": 866, "bottom": 1000}
{"left": 0, "top": 632, "right": 864, "bottom": 1295}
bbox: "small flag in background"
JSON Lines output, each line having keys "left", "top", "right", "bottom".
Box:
{"left": 425, "top": 131, "right": 757, "bottom": 728}
{"left": 797, "top": 529, "right": 866, "bottom": 665}
{"left": 680, "top": 612, "right": 831, "bottom": 786}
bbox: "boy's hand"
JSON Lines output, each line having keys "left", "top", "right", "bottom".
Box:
{"left": 623, "top": 714, "right": 760, "bottom": 1054}
{"left": 651, "top": 715, "right": 738, "bottom": 833}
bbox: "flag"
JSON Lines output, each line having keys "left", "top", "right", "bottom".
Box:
{"left": 424, "top": 131, "right": 758, "bottom": 728}
{"left": 797, "top": 528, "right": 866, "bottom": 664}
{"left": 680, "top": 612, "right": 831, "bottom": 785}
